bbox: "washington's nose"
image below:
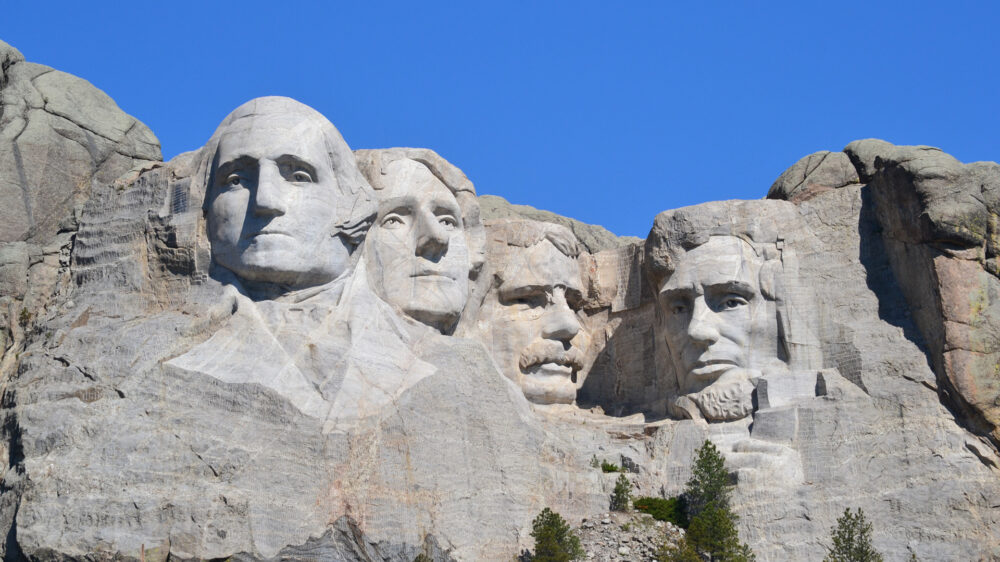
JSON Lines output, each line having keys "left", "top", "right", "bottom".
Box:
{"left": 686, "top": 297, "right": 721, "bottom": 346}
{"left": 253, "top": 163, "right": 287, "bottom": 217}
{"left": 542, "top": 290, "right": 581, "bottom": 342}
{"left": 415, "top": 213, "right": 449, "bottom": 259}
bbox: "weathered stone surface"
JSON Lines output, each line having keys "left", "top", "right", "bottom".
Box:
{"left": 0, "top": 40, "right": 162, "bottom": 394}
{"left": 767, "top": 150, "right": 859, "bottom": 202}
{"left": 846, "top": 140, "right": 1000, "bottom": 446}
{"left": 478, "top": 194, "right": 640, "bottom": 252}
{"left": 0, "top": 43, "right": 998, "bottom": 561}
{"left": 0, "top": 40, "right": 161, "bottom": 246}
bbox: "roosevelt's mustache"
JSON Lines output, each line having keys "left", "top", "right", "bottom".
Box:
{"left": 519, "top": 341, "right": 584, "bottom": 372}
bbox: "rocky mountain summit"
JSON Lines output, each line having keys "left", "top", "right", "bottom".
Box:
{"left": 0, "top": 40, "right": 998, "bottom": 561}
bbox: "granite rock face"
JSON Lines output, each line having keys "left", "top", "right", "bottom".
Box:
{"left": 0, "top": 40, "right": 161, "bottom": 246}
{"left": 771, "top": 139, "right": 1000, "bottom": 448}
{"left": 0, "top": 41, "right": 998, "bottom": 562}
{"left": 0, "top": 40, "right": 161, "bottom": 390}
{"left": 477, "top": 194, "right": 640, "bottom": 252}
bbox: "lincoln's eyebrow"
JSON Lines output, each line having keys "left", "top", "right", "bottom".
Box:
{"left": 658, "top": 286, "right": 695, "bottom": 301}
{"left": 705, "top": 280, "right": 755, "bottom": 297}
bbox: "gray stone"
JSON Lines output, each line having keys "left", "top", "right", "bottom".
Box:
{"left": 852, "top": 139, "right": 1000, "bottom": 446}
{"left": 0, "top": 47, "right": 998, "bottom": 562}
{"left": 767, "top": 150, "right": 860, "bottom": 202}
{"left": 478, "top": 194, "right": 640, "bottom": 252}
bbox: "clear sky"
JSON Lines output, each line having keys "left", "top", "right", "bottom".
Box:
{"left": 4, "top": 1, "right": 998, "bottom": 237}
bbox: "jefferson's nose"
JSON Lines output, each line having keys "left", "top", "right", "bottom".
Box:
{"left": 253, "top": 162, "right": 287, "bottom": 217}
{"left": 414, "top": 212, "right": 449, "bottom": 259}
{"left": 542, "top": 289, "right": 581, "bottom": 342}
{"left": 686, "top": 297, "right": 721, "bottom": 346}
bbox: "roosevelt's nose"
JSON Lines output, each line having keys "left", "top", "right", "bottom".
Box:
{"left": 542, "top": 288, "right": 581, "bottom": 342}
{"left": 414, "top": 212, "right": 449, "bottom": 259}
{"left": 686, "top": 297, "right": 721, "bottom": 346}
{"left": 253, "top": 162, "right": 287, "bottom": 217}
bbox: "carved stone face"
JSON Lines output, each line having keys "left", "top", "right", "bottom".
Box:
{"left": 486, "top": 240, "right": 585, "bottom": 404}
{"left": 206, "top": 116, "right": 352, "bottom": 288}
{"left": 366, "top": 159, "right": 470, "bottom": 332}
{"left": 658, "top": 236, "right": 779, "bottom": 396}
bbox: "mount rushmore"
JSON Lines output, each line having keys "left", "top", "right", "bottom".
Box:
{"left": 0, "top": 39, "right": 998, "bottom": 560}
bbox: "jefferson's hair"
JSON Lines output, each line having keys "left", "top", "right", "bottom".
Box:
{"left": 354, "top": 147, "right": 485, "bottom": 272}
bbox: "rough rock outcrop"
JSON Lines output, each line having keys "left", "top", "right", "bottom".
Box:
{"left": 0, "top": 40, "right": 161, "bottom": 390}
{"left": 478, "top": 194, "right": 640, "bottom": 252}
{"left": 771, "top": 139, "right": 1000, "bottom": 448}
{"left": 0, "top": 40, "right": 998, "bottom": 562}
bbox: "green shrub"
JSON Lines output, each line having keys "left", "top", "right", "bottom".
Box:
{"left": 610, "top": 473, "right": 631, "bottom": 511}
{"left": 634, "top": 496, "right": 689, "bottom": 527}
{"left": 18, "top": 308, "right": 31, "bottom": 329}
{"left": 530, "top": 507, "right": 584, "bottom": 561}
{"left": 600, "top": 461, "right": 619, "bottom": 473}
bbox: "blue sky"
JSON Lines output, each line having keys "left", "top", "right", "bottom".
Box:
{"left": 4, "top": 1, "right": 998, "bottom": 237}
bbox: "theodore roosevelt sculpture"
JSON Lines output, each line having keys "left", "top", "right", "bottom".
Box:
{"left": 472, "top": 219, "right": 587, "bottom": 405}
{"left": 355, "top": 148, "right": 484, "bottom": 334}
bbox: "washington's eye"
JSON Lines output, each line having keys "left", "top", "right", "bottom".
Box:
{"left": 292, "top": 170, "right": 313, "bottom": 182}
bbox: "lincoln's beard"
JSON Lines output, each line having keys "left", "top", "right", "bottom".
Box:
{"left": 678, "top": 369, "right": 756, "bottom": 421}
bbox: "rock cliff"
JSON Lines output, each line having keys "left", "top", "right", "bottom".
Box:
{"left": 0, "top": 40, "right": 997, "bottom": 562}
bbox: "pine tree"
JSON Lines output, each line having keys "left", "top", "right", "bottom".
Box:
{"left": 823, "top": 508, "right": 884, "bottom": 562}
{"left": 676, "top": 440, "right": 755, "bottom": 562}
{"left": 685, "top": 439, "right": 730, "bottom": 517}
{"left": 610, "top": 473, "right": 632, "bottom": 511}
{"left": 530, "top": 507, "right": 584, "bottom": 562}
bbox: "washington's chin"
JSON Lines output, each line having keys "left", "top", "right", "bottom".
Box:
{"left": 221, "top": 250, "right": 342, "bottom": 287}
{"left": 518, "top": 364, "right": 577, "bottom": 405}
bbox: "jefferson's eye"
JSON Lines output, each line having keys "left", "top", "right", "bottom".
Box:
{"left": 292, "top": 170, "right": 313, "bottom": 182}
{"left": 381, "top": 214, "right": 405, "bottom": 228}
{"left": 439, "top": 216, "right": 459, "bottom": 229}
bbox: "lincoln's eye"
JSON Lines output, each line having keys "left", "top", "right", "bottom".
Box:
{"left": 722, "top": 295, "right": 749, "bottom": 309}
{"left": 226, "top": 174, "right": 241, "bottom": 187}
